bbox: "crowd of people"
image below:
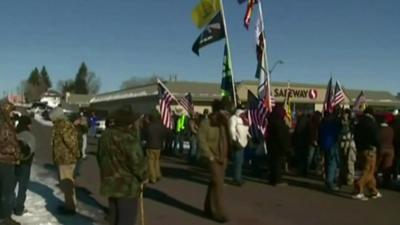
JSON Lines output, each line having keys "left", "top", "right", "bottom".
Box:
{"left": 1, "top": 98, "right": 400, "bottom": 225}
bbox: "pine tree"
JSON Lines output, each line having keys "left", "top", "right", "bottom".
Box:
{"left": 40, "top": 66, "right": 52, "bottom": 89}
{"left": 27, "top": 68, "right": 41, "bottom": 85}
{"left": 74, "top": 62, "right": 89, "bottom": 94}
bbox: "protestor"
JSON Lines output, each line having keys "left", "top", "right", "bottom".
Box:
{"left": 173, "top": 107, "right": 189, "bottom": 156}
{"left": 319, "top": 111, "right": 341, "bottom": 191}
{"left": 71, "top": 113, "right": 88, "bottom": 178}
{"left": 14, "top": 116, "right": 36, "bottom": 216}
{"left": 49, "top": 107, "right": 80, "bottom": 214}
{"left": 338, "top": 109, "right": 357, "bottom": 186}
{"left": 198, "top": 99, "right": 230, "bottom": 223}
{"left": 377, "top": 115, "right": 395, "bottom": 188}
{"left": 267, "top": 105, "right": 291, "bottom": 186}
{"left": 391, "top": 110, "right": 400, "bottom": 181}
{"left": 229, "top": 104, "right": 250, "bottom": 186}
{"left": 306, "top": 111, "right": 322, "bottom": 176}
{"left": 353, "top": 107, "right": 382, "bottom": 200}
{"left": 293, "top": 111, "right": 310, "bottom": 176}
{"left": 89, "top": 112, "right": 98, "bottom": 137}
{"left": 97, "top": 106, "right": 148, "bottom": 225}
{"left": 0, "top": 101, "right": 21, "bottom": 225}
{"left": 188, "top": 113, "right": 200, "bottom": 163}
{"left": 143, "top": 112, "right": 168, "bottom": 184}
{"left": 79, "top": 112, "right": 89, "bottom": 159}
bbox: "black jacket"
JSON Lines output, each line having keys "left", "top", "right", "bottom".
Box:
{"left": 143, "top": 120, "right": 168, "bottom": 150}
{"left": 267, "top": 117, "right": 290, "bottom": 157}
{"left": 354, "top": 114, "right": 380, "bottom": 152}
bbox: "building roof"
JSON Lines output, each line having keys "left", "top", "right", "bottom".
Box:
{"left": 240, "top": 80, "right": 327, "bottom": 89}
{"left": 91, "top": 81, "right": 221, "bottom": 103}
{"left": 42, "top": 89, "right": 62, "bottom": 97}
{"left": 345, "top": 89, "right": 400, "bottom": 107}
{"left": 66, "top": 93, "right": 94, "bottom": 106}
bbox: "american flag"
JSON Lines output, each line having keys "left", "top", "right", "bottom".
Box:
{"left": 158, "top": 82, "right": 173, "bottom": 129}
{"left": 178, "top": 93, "right": 194, "bottom": 115}
{"left": 332, "top": 80, "right": 345, "bottom": 108}
{"left": 247, "top": 90, "right": 268, "bottom": 136}
{"left": 353, "top": 91, "right": 367, "bottom": 112}
{"left": 323, "top": 77, "right": 334, "bottom": 113}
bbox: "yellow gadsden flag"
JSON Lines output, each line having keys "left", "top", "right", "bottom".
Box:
{"left": 192, "top": 0, "right": 221, "bottom": 29}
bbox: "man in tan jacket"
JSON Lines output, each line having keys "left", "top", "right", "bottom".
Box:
{"left": 198, "top": 100, "right": 230, "bottom": 223}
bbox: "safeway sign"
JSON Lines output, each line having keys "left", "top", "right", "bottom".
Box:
{"left": 274, "top": 88, "right": 318, "bottom": 100}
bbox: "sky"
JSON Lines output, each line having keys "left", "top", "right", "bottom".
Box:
{"left": 0, "top": 0, "right": 399, "bottom": 96}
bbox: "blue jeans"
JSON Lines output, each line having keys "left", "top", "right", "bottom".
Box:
{"left": 232, "top": 148, "right": 245, "bottom": 182}
{"left": 14, "top": 156, "right": 33, "bottom": 214}
{"left": 306, "top": 145, "right": 317, "bottom": 173}
{"left": 188, "top": 135, "right": 198, "bottom": 161}
{"left": 173, "top": 134, "right": 184, "bottom": 155}
{"left": 324, "top": 144, "right": 340, "bottom": 189}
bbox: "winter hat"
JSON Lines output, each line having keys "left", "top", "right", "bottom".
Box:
{"left": 49, "top": 107, "right": 65, "bottom": 121}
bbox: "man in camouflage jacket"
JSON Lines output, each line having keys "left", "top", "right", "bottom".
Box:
{"left": 97, "top": 106, "right": 148, "bottom": 225}
{"left": 49, "top": 107, "right": 80, "bottom": 214}
{"left": 0, "top": 100, "right": 21, "bottom": 225}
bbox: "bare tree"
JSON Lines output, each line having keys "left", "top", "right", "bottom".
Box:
{"left": 57, "top": 79, "right": 75, "bottom": 95}
{"left": 87, "top": 71, "right": 101, "bottom": 94}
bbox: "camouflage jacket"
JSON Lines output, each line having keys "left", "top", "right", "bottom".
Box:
{"left": 97, "top": 127, "right": 148, "bottom": 198}
{"left": 52, "top": 119, "right": 80, "bottom": 165}
{"left": 0, "top": 114, "right": 20, "bottom": 164}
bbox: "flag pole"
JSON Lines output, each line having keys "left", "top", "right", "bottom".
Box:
{"left": 157, "top": 79, "right": 179, "bottom": 103}
{"left": 256, "top": 0, "right": 273, "bottom": 113}
{"left": 257, "top": 1, "right": 271, "bottom": 86}
{"left": 219, "top": 0, "right": 238, "bottom": 107}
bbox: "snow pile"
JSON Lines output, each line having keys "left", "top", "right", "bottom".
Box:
{"left": 13, "top": 164, "right": 107, "bottom": 225}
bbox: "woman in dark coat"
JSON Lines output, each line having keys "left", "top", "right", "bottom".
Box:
{"left": 267, "top": 105, "right": 291, "bottom": 186}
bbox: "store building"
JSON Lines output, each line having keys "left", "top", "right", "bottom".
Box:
{"left": 89, "top": 80, "right": 400, "bottom": 115}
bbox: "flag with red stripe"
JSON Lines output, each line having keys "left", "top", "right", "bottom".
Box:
{"left": 247, "top": 90, "right": 268, "bottom": 136}
{"left": 323, "top": 77, "right": 334, "bottom": 113}
{"left": 353, "top": 91, "right": 367, "bottom": 112}
{"left": 244, "top": 0, "right": 256, "bottom": 29}
{"left": 332, "top": 80, "right": 345, "bottom": 108}
{"left": 178, "top": 93, "right": 194, "bottom": 115}
{"left": 158, "top": 82, "right": 173, "bottom": 129}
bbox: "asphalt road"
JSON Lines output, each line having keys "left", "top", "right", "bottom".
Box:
{"left": 31, "top": 119, "right": 400, "bottom": 225}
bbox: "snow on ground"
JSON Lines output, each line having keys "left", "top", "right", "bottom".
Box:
{"left": 13, "top": 163, "right": 107, "bottom": 225}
